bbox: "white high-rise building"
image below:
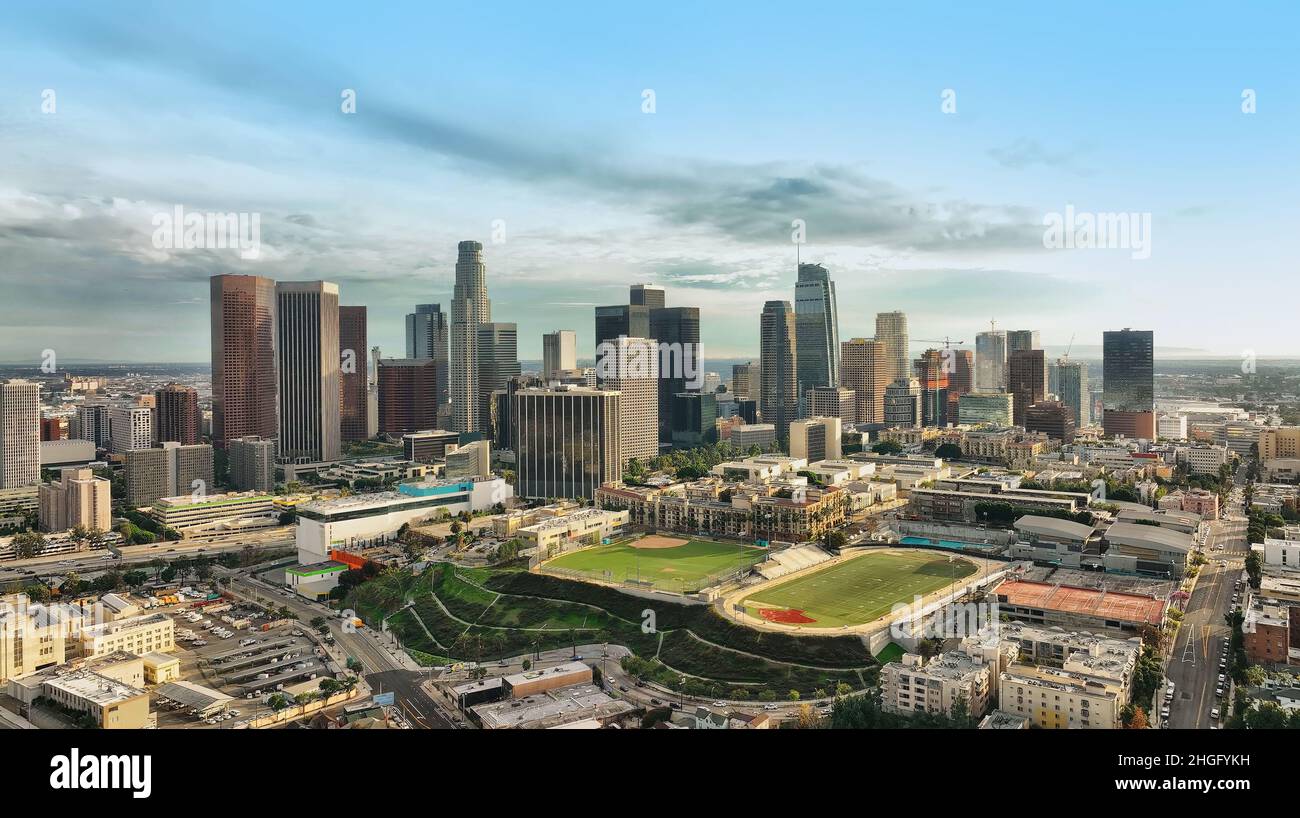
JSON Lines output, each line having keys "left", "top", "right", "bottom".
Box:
{"left": 975, "top": 329, "right": 1007, "bottom": 392}
{"left": 542, "top": 330, "right": 578, "bottom": 380}
{"left": 0, "top": 380, "right": 39, "bottom": 489}
{"left": 1158, "top": 413, "right": 1188, "bottom": 441}
{"left": 596, "top": 336, "right": 659, "bottom": 468}
{"left": 875, "top": 311, "right": 909, "bottom": 385}
{"left": 108, "top": 406, "right": 154, "bottom": 454}
{"left": 450, "top": 240, "right": 490, "bottom": 434}
{"left": 275, "top": 280, "right": 341, "bottom": 463}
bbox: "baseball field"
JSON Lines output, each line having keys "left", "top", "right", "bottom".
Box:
{"left": 540, "top": 535, "right": 768, "bottom": 591}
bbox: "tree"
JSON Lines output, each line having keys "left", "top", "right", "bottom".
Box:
{"left": 12, "top": 532, "right": 47, "bottom": 559}
{"left": 872, "top": 440, "right": 904, "bottom": 456}
{"left": 1245, "top": 550, "right": 1262, "bottom": 589}
{"left": 1125, "top": 706, "right": 1150, "bottom": 729}
{"left": 934, "top": 443, "right": 962, "bottom": 460}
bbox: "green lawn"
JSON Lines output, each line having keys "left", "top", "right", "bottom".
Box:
{"left": 742, "top": 550, "right": 978, "bottom": 629}
{"left": 542, "top": 538, "right": 768, "bottom": 591}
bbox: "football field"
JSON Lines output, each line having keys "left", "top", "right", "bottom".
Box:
{"left": 541, "top": 536, "right": 768, "bottom": 591}
{"left": 742, "top": 549, "right": 978, "bottom": 628}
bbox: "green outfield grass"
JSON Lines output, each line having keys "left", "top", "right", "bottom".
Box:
{"left": 742, "top": 550, "right": 978, "bottom": 629}
{"left": 542, "top": 537, "right": 768, "bottom": 591}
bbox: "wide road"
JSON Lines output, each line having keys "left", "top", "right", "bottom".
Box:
{"left": 0, "top": 531, "right": 294, "bottom": 581}
{"left": 1166, "top": 508, "right": 1247, "bottom": 729}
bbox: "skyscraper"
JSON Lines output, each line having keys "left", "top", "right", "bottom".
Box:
{"left": 377, "top": 358, "right": 439, "bottom": 436}
{"left": 806, "top": 386, "right": 857, "bottom": 422}
{"left": 1008, "top": 349, "right": 1046, "bottom": 426}
{"left": 0, "top": 380, "right": 39, "bottom": 489}
{"left": 760, "top": 301, "right": 797, "bottom": 444}
{"left": 1007, "top": 328, "right": 1047, "bottom": 387}
{"left": 1052, "top": 359, "right": 1090, "bottom": 427}
{"left": 339, "top": 306, "right": 369, "bottom": 442}
{"left": 405, "top": 304, "right": 449, "bottom": 406}
{"left": 477, "top": 322, "right": 521, "bottom": 441}
{"left": 275, "top": 280, "right": 341, "bottom": 463}
{"left": 913, "top": 349, "right": 950, "bottom": 427}
{"left": 794, "top": 263, "right": 840, "bottom": 412}
{"left": 450, "top": 241, "right": 490, "bottom": 434}
{"left": 1102, "top": 328, "right": 1155, "bottom": 439}
{"left": 512, "top": 386, "right": 622, "bottom": 500}
{"left": 108, "top": 406, "right": 153, "bottom": 454}
{"left": 154, "top": 384, "right": 200, "bottom": 445}
{"left": 596, "top": 336, "right": 659, "bottom": 468}
{"left": 840, "top": 338, "right": 890, "bottom": 424}
{"left": 731, "top": 361, "right": 758, "bottom": 400}
{"left": 542, "top": 330, "right": 577, "bottom": 379}
{"left": 944, "top": 348, "right": 975, "bottom": 424}
{"left": 629, "top": 284, "right": 666, "bottom": 309}
{"left": 649, "top": 306, "right": 701, "bottom": 447}
{"left": 209, "top": 274, "right": 277, "bottom": 448}
{"left": 875, "top": 311, "right": 909, "bottom": 385}
{"left": 974, "top": 328, "right": 1007, "bottom": 392}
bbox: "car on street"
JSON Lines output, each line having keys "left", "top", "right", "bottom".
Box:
{"left": 1210, "top": 708, "right": 1220, "bottom": 720}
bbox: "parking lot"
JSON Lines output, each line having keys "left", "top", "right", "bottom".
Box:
{"left": 153, "top": 602, "right": 340, "bottom": 728}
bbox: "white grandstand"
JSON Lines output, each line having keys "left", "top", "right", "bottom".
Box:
{"left": 755, "top": 544, "right": 832, "bottom": 581}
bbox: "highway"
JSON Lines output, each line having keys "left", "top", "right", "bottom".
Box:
{"left": 0, "top": 529, "right": 294, "bottom": 582}
{"left": 1165, "top": 496, "right": 1247, "bottom": 729}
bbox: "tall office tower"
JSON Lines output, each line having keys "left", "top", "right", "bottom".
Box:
{"left": 670, "top": 392, "right": 718, "bottom": 449}
{"left": 338, "top": 306, "right": 369, "bottom": 442}
{"left": 790, "top": 416, "right": 842, "bottom": 462}
{"left": 760, "top": 301, "right": 798, "bottom": 445}
{"left": 542, "top": 330, "right": 578, "bottom": 380}
{"left": 794, "top": 263, "right": 840, "bottom": 414}
{"left": 126, "top": 442, "right": 214, "bottom": 507}
{"left": 731, "top": 361, "right": 759, "bottom": 400}
{"left": 875, "top": 311, "right": 909, "bottom": 384}
{"left": 958, "top": 392, "right": 1014, "bottom": 426}
{"left": 377, "top": 359, "right": 439, "bottom": 436}
{"left": 108, "top": 406, "right": 154, "bottom": 454}
{"left": 944, "top": 348, "right": 974, "bottom": 424}
{"left": 1025, "top": 400, "right": 1076, "bottom": 443}
{"left": 840, "top": 338, "right": 890, "bottom": 424}
{"left": 153, "top": 384, "right": 200, "bottom": 445}
{"left": 806, "top": 386, "right": 857, "bottom": 422}
{"left": 974, "top": 329, "right": 1007, "bottom": 392}
{"left": 0, "top": 380, "right": 39, "bottom": 489}
{"left": 73, "top": 404, "right": 112, "bottom": 449}
{"left": 883, "top": 378, "right": 922, "bottom": 428}
{"left": 1052, "top": 359, "right": 1090, "bottom": 426}
{"left": 630, "top": 283, "right": 666, "bottom": 309}
{"left": 1006, "top": 329, "right": 1041, "bottom": 355}
{"left": 1007, "top": 349, "right": 1046, "bottom": 427}
{"left": 596, "top": 336, "right": 660, "bottom": 468}
{"left": 649, "top": 306, "right": 701, "bottom": 446}
{"left": 512, "top": 386, "right": 622, "bottom": 500}
{"left": 1102, "top": 328, "right": 1155, "bottom": 439}
{"left": 405, "top": 304, "right": 450, "bottom": 407}
{"left": 228, "top": 436, "right": 275, "bottom": 492}
{"left": 209, "top": 274, "right": 278, "bottom": 448}
{"left": 1006, "top": 329, "right": 1046, "bottom": 387}
{"left": 594, "top": 304, "right": 651, "bottom": 353}
{"left": 913, "top": 349, "right": 951, "bottom": 427}
{"left": 477, "top": 322, "right": 521, "bottom": 440}
{"left": 38, "top": 467, "right": 111, "bottom": 533}
{"left": 491, "top": 374, "right": 544, "bottom": 450}
{"left": 450, "top": 240, "right": 491, "bottom": 434}
{"left": 275, "top": 281, "right": 341, "bottom": 463}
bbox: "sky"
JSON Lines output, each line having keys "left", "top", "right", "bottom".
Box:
{"left": 2, "top": 1, "right": 1298, "bottom": 364}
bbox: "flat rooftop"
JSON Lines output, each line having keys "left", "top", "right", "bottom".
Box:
{"left": 996, "top": 580, "right": 1166, "bottom": 627}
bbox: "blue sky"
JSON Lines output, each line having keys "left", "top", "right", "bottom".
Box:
{"left": 2, "top": 1, "right": 1297, "bottom": 363}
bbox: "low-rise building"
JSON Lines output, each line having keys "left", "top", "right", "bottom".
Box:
{"left": 994, "top": 579, "right": 1166, "bottom": 635}
{"left": 150, "top": 491, "right": 278, "bottom": 539}
{"left": 78, "top": 612, "right": 175, "bottom": 659}
{"left": 517, "top": 508, "right": 629, "bottom": 557}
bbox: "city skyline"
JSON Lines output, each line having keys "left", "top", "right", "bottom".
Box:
{"left": 4, "top": 3, "right": 1300, "bottom": 363}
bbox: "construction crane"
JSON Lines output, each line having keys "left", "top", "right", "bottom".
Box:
{"left": 915, "top": 337, "right": 966, "bottom": 348}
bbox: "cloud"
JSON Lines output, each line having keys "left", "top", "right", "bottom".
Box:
{"left": 988, "top": 138, "right": 1093, "bottom": 175}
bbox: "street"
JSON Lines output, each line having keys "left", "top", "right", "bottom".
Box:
{"left": 1165, "top": 496, "right": 1247, "bottom": 729}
